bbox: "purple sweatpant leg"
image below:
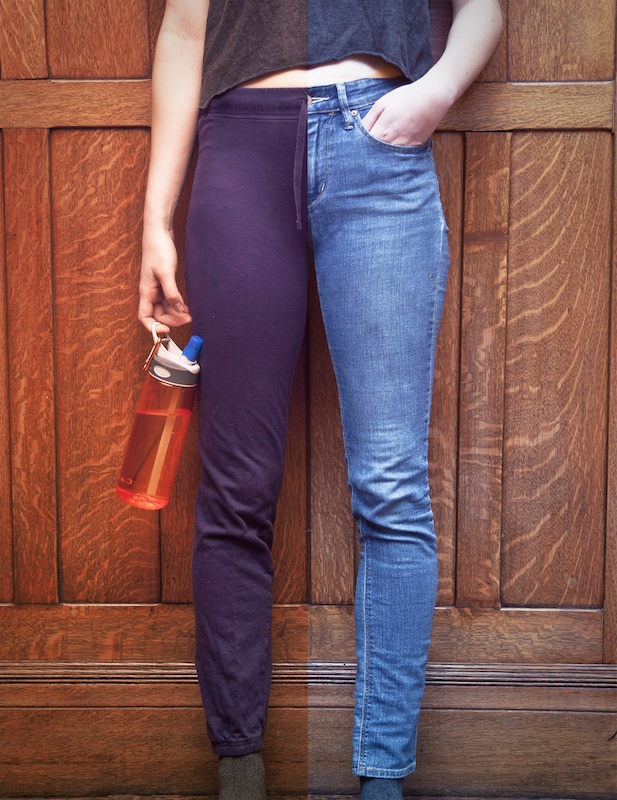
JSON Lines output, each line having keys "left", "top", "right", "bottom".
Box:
{"left": 184, "top": 88, "right": 308, "bottom": 756}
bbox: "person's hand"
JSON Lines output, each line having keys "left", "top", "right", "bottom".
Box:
{"left": 138, "top": 226, "right": 192, "bottom": 334}
{"left": 361, "top": 73, "right": 454, "bottom": 147}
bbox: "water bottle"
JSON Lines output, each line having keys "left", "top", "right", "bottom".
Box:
{"left": 116, "top": 327, "right": 202, "bottom": 510}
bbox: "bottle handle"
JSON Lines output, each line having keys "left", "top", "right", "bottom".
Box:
{"left": 142, "top": 322, "right": 168, "bottom": 372}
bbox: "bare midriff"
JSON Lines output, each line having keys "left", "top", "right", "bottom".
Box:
{"left": 240, "top": 55, "right": 404, "bottom": 89}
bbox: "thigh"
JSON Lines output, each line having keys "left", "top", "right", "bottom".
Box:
{"left": 185, "top": 92, "right": 309, "bottom": 500}
{"left": 309, "top": 119, "right": 449, "bottom": 476}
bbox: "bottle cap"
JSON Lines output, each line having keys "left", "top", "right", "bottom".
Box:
{"left": 181, "top": 335, "right": 203, "bottom": 364}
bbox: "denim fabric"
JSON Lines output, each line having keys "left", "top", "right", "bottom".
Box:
{"left": 184, "top": 79, "right": 450, "bottom": 774}
{"left": 307, "top": 78, "right": 450, "bottom": 778}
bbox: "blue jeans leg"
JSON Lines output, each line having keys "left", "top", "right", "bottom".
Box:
{"left": 307, "top": 79, "right": 450, "bottom": 778}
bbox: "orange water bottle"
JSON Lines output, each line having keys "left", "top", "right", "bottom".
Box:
{"left": 116, "top": 327, "right": 202, "bottom": 510}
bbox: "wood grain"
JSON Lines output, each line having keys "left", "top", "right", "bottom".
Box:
{"left": 51, "top": 129, "right": 160, "bottom": 603}
{"left": 3, "top": 129, "right": 59, "bottom": 604}
{"left": 0, "top": 0, "right": 47, "bottom": 79}
{"left": 0, "top": 80, "right": 152, "bottom": 127}
{"left": 606, "top": 130, "right": 617, "bottom": 664}
{"left": 502, "top": 132, "right": 611, "bottom": 607}
{"left": 308, "top": 605, "right": 604, "bottom": 664}
{"left": 0, "top": 130, "right": 13, "bottom": 602}
{"left": 46, "top": 0, "right": 150, "bottom": 79}
{"left": 3, "top": 661, "right": 614, "bottom": 713}
{"left": 456, "top": 133, "right": 510, "bottom": 607}
{"left": 1, "top": 80, "right": 613, "bottom": 131}
{"left": 508, "top": 0, "right": 616, "bottom": 81}
{"left": 158, "top": 150, "right": 199, "bottom": 604}
{"left": 441, "top": 81, "right": 614, "bottom": 132}
{"left": 431, "top": 132, "right": 464, "bottom": 605}
{"left": 308, "top": 709, "right": 617, "bottom": 796}
{"left": 272, "top": 350, "right": 310, "bottom": 604}
{"left": 147, "top": 0, "right": 166, "bottom": 67}
{"left": 0, "top": 604, "right": 308, "bottom": 662}
{"left": 308, "top": 270, "right": 356, "bottom": 605}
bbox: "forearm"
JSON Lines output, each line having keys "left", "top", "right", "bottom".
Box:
{"left": 429, "top": 0, "right": 503, "bottom": 107}
{"left": 144, "top": 21, "right": 206, "bottom": 232}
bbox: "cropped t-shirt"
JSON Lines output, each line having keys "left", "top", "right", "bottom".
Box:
{"left": 199, "top": 0, "right": 433, "bottom": 109}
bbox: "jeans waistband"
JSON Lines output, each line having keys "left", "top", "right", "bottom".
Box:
{"left": 307, "top": 77, "right": 408, "bottom": 114}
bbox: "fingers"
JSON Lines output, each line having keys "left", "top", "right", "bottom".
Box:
{"left": 361, "top": 99, "right": 384, "bottom": 132}
{"left": 138, "top": 280, "right": 192, "bottom": 334}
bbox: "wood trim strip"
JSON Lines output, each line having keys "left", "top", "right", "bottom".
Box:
{"left": 4, "top": 130, "right": 59, "bottom": 603}
{"left": 0, "top": 603, "right": 603, "bottom": 664}
{"left": 0, "top": 130, "right": 13, "bottom": 602}
{"left": 605, "top": 91, "right": 617, "bottom": 663}
{"left": 456, "top": 132, "right": 510, "bottom": 607}
{"left": 0, "top": 80, "right": 612, "bottom": 130}
{"left": 1, "top": 660, "right": 614, "bottom": 689}
{"left": 442, "top": 81, "right": 614, "bottom": 131}
{"left": 309, "top": 605, "right": 604, "bottom": 664}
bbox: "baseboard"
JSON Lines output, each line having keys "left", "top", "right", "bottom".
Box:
{"left": 0, "top": 661, "right": 615, "bottom": 798}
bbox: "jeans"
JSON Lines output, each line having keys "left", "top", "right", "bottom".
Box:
{"left": 185, "top": 78, "right": 449, "bottom": 776}
{"left": 308, "top": 78, "right": 449, "bottom": 777}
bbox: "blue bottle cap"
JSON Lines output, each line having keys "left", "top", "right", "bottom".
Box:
{"left": 181, "top": 335, "right": 203, "bottom": 364}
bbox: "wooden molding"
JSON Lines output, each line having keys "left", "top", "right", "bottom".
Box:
{"left": 1, "top": 659, "right": 614, "bottom": 691}
{"left": 0, "top": 80, "right": 613, "bottom": 130}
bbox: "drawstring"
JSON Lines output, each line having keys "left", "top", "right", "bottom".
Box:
{"left": 293, "top": 96, "right": 308, "bottom": 230}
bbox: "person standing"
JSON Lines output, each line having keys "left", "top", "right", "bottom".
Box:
{"left": 138, "top": 1, "right": 503, "bottom": 797}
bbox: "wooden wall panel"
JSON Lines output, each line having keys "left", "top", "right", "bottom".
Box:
{"left": 272, "top": 354, "right": 309, "bottom": 604}
{"left": 3, "top": 129, "right": 59, "bottom": 604}
{"left": 158, "top": 154, "right": 199, "bottom": 604}
{"left": 309, "top": 605, "right": 604, "bottom": 664}
{"left": 0, "top": 130, "right": 13, "bottom": 602}
{"left": 606, "top": 131, "right": 617, "bottom": 662}
{"left": 46, "top": 0, "right": 151, "bottom": 79}
{"left": 502, "top": 132, "right": 611, "bottom": 607}
{"left": 431, "top": 132, "right": 464, "bottom": 605}
{"left": 51, "top": 128, "right": 159, "bottom": 603}
{"left": 0, "top": 0, "right": 47, "bottom": 79}
{"left": 0, "top": 604, "right": 308, "bottom": 662}
{"left": 309, "top": 708, "right": 617, "bottom": 797}
{"left": 456, "top": 133, "right": 510, "bottom": 608}
{"left": 308, "top": 274, "right": 356, "bottom": 605}
{"left": 508, "top": 0, "right": 616, "bottom": 81}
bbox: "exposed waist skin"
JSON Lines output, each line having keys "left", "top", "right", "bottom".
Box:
{"left": 239, "top": 56, "right": 405, "bottom": 89}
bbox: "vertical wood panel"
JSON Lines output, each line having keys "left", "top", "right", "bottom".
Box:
{"left": 52, "top": 129, "right": 159, "bottom": 603}
{"left": 456, "top": 133, "right": 510, "bottom": 608}
{"left": 431, "top": 132, "right": 464, "bottom": 606}
{"left": 47, "top": 0, "right": 150, "bottom": 79}
{"left": 508, "top": 0, "right": 615, "bottom": 81}
{"left": 4, "top": 129, "right": 59, "bottom": 604}
{"left": 605, "top": 127, "right": 617, "bottom": 663}
{"left": 273, "top": 351, "right": 309, "bottom": 603}
{"left": 309, "top": 273, "right": 356, "bottom": 605}
{"left": 0, "top": 0, "right": 47, "bottom": 79}
{"left": 159, "top": 153, "right": 197, "bottom": 604}
{"left": 147, "top": 0, "right": 166, "bottom": 68}
{"left": 0, "top": 130, "right": 14, "bottom": 602}
{"left": 502, "top": 132, "right": 611, "bottom": 607}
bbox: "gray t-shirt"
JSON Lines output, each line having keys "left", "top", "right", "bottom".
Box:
{"left": 200, "top": 0, "right": 433, "bottom": 109}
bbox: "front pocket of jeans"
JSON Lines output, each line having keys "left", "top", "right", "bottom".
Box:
{"left": 356, "top": 113, "right": 430, "bottom": 154}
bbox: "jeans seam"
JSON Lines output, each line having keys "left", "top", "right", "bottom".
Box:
{"left": 356, "top": 529, "right": 371, "bottom": 772}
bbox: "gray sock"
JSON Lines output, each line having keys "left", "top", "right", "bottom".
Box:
{"left": 218, "top": 752, "right": 266, "bottom": 800}
{"left": 359, "top": 777, "right": 404, "bottom": 800}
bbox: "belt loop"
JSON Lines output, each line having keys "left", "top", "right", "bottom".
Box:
{"left": 336, "top": 83, "right": 354, "bottom": 130}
